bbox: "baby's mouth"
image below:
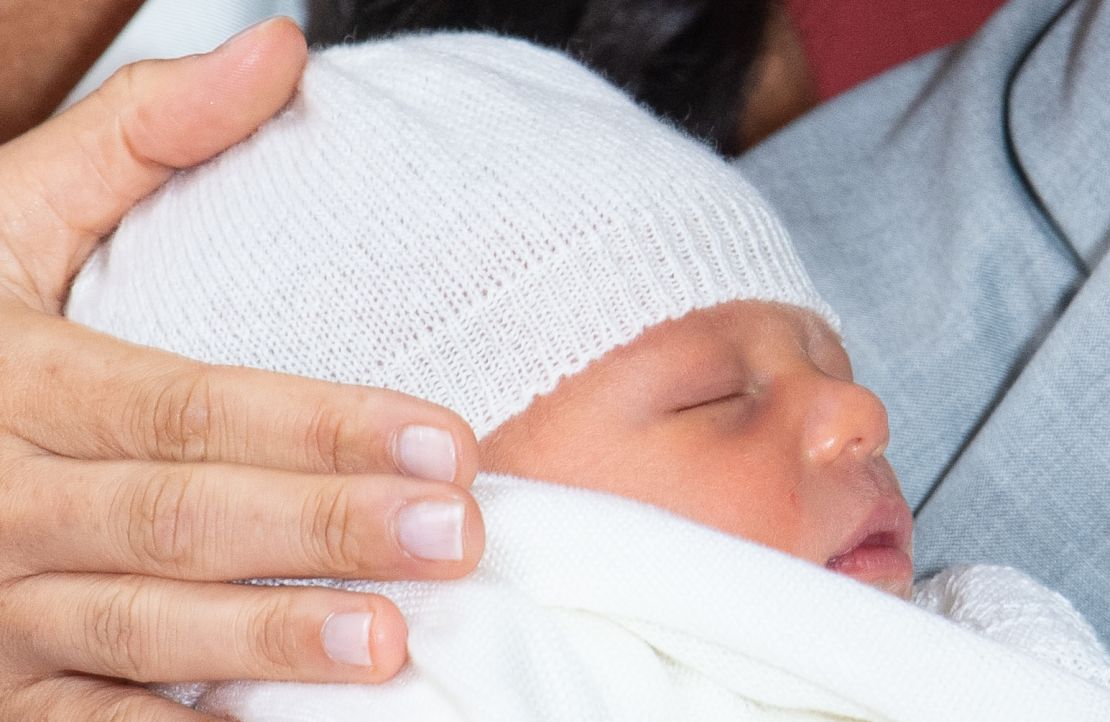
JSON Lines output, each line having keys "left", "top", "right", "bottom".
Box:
{"left": 825, "top": 500, "right": 914, "bottom": 597}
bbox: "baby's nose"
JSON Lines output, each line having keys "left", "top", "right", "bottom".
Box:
{"left": 802, "top": 378, "right": 890, "bottom": 467}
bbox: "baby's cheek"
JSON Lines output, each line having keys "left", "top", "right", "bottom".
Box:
{"left": 483, "top": 406, "right": 822, "bottom": 565}
{"left": 659, "top": 454, "right": 812, "bottom": 557}
{"left": 727, "top": 484, "right": 811, "bottom": 558}
{"left": 478, "top": 407, "right": 641, "bottom": 493}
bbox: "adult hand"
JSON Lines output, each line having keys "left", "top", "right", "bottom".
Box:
{"left": 0, "top": 18, "right": 484, "bottom": 721}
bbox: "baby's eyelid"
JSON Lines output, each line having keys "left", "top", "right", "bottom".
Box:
{"left": 672, "top": 386, "right": 755, "bottom": 413}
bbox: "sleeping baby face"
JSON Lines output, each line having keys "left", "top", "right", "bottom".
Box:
{"left": 480, "top": 300, "right": 914, "bottom": 598}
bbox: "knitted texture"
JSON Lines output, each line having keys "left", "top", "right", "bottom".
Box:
{"left": 913, "top": 565, "right": 1110, "bottom": 689}
{"left": 181, "top": 476, "right": 1110, "bottom": 721}
{"left": 66, "top": 33, "right": 835, "bottom": 439}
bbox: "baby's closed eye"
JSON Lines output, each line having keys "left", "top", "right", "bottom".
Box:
{"left": 671, "top": 388, "right": 753, "bottom": 413}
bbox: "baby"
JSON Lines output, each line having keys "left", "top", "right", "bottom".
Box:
{"left": 481, "top": 299, "right": 913, "bottom": 597}
{"left": 67, "top": 32, "right": 1110, "bottom": 721}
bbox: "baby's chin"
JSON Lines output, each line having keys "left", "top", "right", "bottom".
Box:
{"left": 874, "top": 575, "right": 914, "bottom": 600}
{"left": 821, "top": 562, "right": 913, "bottom": 599}
{"left": 856, "top": 564, "right": 914, "bottom": 599}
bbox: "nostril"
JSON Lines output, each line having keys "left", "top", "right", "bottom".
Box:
{"left": 803, "top": 379, "right": 890, "bottom": 466}
{"left": 845, "top": 436, "right": 872, "bottom": 461}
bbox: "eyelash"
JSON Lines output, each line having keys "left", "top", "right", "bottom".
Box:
{"left": 674, "top": 391, "right": 748, "bottom": 413}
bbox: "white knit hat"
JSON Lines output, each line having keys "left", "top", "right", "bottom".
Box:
{"left": 67, "top": 33, "right": 836, "bottom": 439}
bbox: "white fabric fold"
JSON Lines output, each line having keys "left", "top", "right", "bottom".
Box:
{"left": 172, "top": 475, "right": 1110, "bottom": 721}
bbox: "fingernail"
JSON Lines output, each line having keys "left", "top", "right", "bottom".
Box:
{"left": 392, "top": 425, "right": 457, "bottom": 482}
{"left": 396, "top": 500, "right": 466, "bottom": 561}
{"left": 321, "top": 612, "right": 374, "bottom": 667}
{"left": 216, "top": 16, "right": 281, "bottom": 53}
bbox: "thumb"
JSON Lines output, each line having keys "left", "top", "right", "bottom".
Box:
{"left": 0, "top": 16, "right": 307, "bottom": 312}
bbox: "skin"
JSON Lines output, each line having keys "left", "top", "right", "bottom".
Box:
{"left": 482, "top": 300, "right": 913, "bottom": 597}
{"left": 738, "top": 0, "right": 819, "bottom": 149}
{"left": 0, "top": 19, "right": 483, "bottom": 721}
{"left": 0, "top": 0, "right": 145, "bottom": 142}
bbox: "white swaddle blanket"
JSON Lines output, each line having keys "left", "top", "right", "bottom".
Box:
{"left": 168, "top": 474, "right": 1110, "bottom": 721}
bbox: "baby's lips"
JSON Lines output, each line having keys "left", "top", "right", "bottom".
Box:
{"left": 826, "top": 497, "right": 914, "bottom": 592}
{"left": 826, "top": 538, "right": 914, "bottom": 592}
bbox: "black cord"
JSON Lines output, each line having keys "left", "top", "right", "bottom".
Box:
{"left": 1001, "top": 0, "right": 1089, "bottom": 277}
{"left": 916, "top": 0, "right": 1089, "bottom": 518}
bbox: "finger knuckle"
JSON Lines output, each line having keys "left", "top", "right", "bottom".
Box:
{"left": 83, "top": 66, "right": 144, "bottom": 184}
{"left": 86, "top": 582, "right": 152, "bottom": 681}
{"left": 104, "top": 61, "right": 141, "bottom": 101}
{"left": 304, "top": 399, "right": 355, "bottom": 473}
{"left": 302, "top": 483, "right": 361, "bottom": 576}
{"left": 144, "top": 366, "right": 221, "bottom": 462}
{"left": 245, "top": 596, "right": 301, "bottom": 678}
{"left": 125, "top": 466, "right": 203, "bottom": 573}
{"left": 98, "top": 61, "right": 155, "bottom": 141}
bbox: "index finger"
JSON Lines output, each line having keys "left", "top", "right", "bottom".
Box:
{"left": 0, "top": 17, "right": 307, "bottom": 313}
{"left": 4, "top": 309, "right": 478, "bottom": 482}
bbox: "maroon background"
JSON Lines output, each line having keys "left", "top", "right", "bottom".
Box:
{"left": 784, "top": 0, "right": 1008, "bottom": 98}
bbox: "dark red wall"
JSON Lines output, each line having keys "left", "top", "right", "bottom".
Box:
{"left": 785, "top": 0, "right": 1008, "bottom": 98}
